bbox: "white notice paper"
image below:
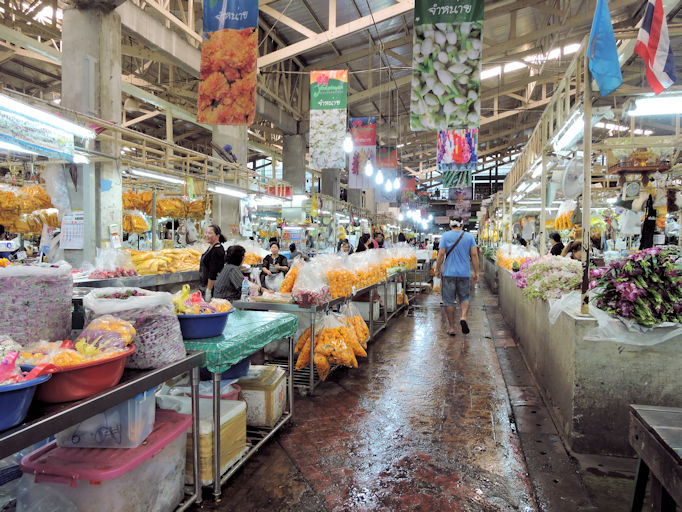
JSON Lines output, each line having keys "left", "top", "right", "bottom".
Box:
{"left": 61, "top": 212, "right": 85, "bottom": 250}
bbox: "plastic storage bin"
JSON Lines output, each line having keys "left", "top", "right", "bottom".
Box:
{"left": 17, "top": 409, "right": 190, "bottom": 512}
{"left": 177, "top": 310, "right": 233, "bottom": 339}
{"left": 199, "top": 355, "right": 251, "bottom": 381}
{"left": 0, "top": 372, "right": 52, "bottom": 431}
{"left": 185, "top": 398, "right": 246, "bottom": 485}
{"left": 55, "top": 387, "right": 158, "bottom": 448}
{"left": 168, "top": 381, "right": 241, "bottom": 401}
{"left": 237, "top": 365, "right": 287, "bottom": 428}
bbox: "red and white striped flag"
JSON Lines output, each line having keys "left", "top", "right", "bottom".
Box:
{"left": 635, "top": 0, "right": 676, "bottom": 94}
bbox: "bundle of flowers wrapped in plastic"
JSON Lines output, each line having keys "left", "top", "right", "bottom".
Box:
{"left": 591, "top": 247, "right": 682, "bottom": 326}
{"left": 172, "top": 284, "right": 232, "bottom": 314}
{"left": 513, "top": 255, "right": 581, "bottom": 300}
{"left": 496, "top": 243, "right": 538, "bottom": 271}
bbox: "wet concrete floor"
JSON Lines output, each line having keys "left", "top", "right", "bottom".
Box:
{"left": 197, "top": 284, "right": 546, "bottom": 511}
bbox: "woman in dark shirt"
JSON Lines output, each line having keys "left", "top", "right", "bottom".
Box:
{"left": 261, "top": 242, "right": 288, "bottom": 289}
{"left": 199, "top": 224, "right": 225, "bottom": 300}
{"left": 355, "top": 233, "right": 370, "bottom": 253}
{"left": 214, "top": 245, "right": 246, "bottom": 302}
{"left": 549, "top": 232, "right": 565, "bottom": 256}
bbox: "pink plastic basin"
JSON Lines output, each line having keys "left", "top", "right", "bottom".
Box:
{"left": 35, "top": 345, "right": 136, "bottom": 403}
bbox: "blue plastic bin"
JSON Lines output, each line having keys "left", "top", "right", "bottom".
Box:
{"left": 177, "top": 310, "right": 234, "bottom": 340}
{"left": 0, "top": 370, "right": 52, "bottom": 431}
{"left": 199, "top": 355, "right": 251, "bottom": 381}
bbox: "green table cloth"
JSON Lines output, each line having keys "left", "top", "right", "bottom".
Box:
{"left": 184, "top": 310, "right": 299, "bottom": 373}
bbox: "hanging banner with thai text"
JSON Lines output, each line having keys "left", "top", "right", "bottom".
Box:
{"left": 448, "top": 186, "right": 473, "bottom": 221}
{"left": 377, "top": 146, "right": 398, "bottom": 169}
{"left": 197, "top": 0, "right": 258, "bottom": 125}
{"left": 309, "top": 70, "right": 348, "bottom": 169}
{"left": 348, "top": 116, "right": 376, "bottom": 189}
{"left": 410, "top": 0, "right": 484, "bottom": 131}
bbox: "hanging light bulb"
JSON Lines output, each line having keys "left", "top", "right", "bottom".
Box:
{"left": 398, "top": 213, "right": 404, "bottom": 221}
{"left": 364, "top": 159, "right": 374, "bottom": 176}
{"left": 343, "top": 133, "right": 353, "bottom": 153}
{"left": 393, "top": 177, "right": 400, "bottom": 190}
{"left": 375, "top": 170, "right": 384, "bottom": 185}
{"left": 385, "top": 179, "right": 393, "bottom": 192}
{"left": 428, "top": 214, "right": 433, "bottom": 221}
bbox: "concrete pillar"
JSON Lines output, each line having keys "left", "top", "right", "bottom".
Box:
{"left": 321, "top": 168, "right": 340, "bottom": 199}
{"left": 61, "top": 7, "right": 122, "bottom": 267}
{"left": 212, "top": 126, "right": 247, "bottom": 232}
{"left": 347, "top": 188, "right": 363, "bottom": 209}
{"left": 282, "top": 134, "right": 306, "bottom": 194}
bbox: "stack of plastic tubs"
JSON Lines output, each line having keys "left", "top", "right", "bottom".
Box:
{"left": 17, "top": 409, "right": 191, "bottom": 512}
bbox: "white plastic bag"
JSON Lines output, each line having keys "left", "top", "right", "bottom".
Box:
{"left": 83, "top": 287, "right": 185, "bottom": 369}
{"left": 0, "top": 262, "right": 72, "bottom": 345}
{"left": 548, "top": 290, "right": 682, "bottom": 346}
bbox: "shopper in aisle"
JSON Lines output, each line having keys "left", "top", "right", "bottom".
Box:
{"left": 549, "top": 232, "right": 565, "bottom": 256}
{"left": 214, "top": 244, "right": 247, "bottom": 302}
{"left": 289, "top": 243, "right": 305, "bottom": 261}
{"left": 398, "top": 232, "right": 407, "bottom": 243}
{"left": 261, "top": 242, "right": 289, "bottom": 290}
{"left": 338, "top": 239, "right": 354, "bottom": 255}
{"left": 562, "top": 240, "right": 583, "bottom": 260}
{"left": 355, "top": 233, "right": 370, "bottom": 252}
{"left": 374, "top": 232, "right": 387, "bottom": 248}
{"left": 435, "top": 216, "right": 479, "bottom": 336}
{"left": 200, "top": 224, "right": 226, "bottom": 301}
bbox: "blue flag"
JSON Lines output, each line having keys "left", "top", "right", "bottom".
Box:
{"left": 587, "top": 0, "right": 623, "bottom": 97}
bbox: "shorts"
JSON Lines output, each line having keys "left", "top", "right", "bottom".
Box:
{"left": 442, "top": 276, "right": 471, "bottom": 306}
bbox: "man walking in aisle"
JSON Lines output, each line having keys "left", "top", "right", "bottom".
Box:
{"left": 435, "top": 216, "right": 479, "bottom": 336}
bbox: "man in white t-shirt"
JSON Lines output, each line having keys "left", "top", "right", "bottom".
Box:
{"left": 434, "top": 216, "right": 479, "bottom": 336}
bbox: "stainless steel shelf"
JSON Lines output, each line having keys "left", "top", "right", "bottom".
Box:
{"left": 0, "top": 352, "right": 205, "bottom": 459}
{"left": 73, "top": 270, "right": 200, "bottom": 289}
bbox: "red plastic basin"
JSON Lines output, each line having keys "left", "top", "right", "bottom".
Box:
{"left": 34, "top": 345, "right": 136, "bottom": 403}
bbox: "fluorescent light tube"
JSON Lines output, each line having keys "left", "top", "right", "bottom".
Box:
{"left": 0, "top": 140, "right": 37, "bottom": 155}
{"left": 629, "top": 95, "right": 682, "bottom": 116}
{"left": 208, "top": 185, "right": 247, "bottom": 198}
{"left": 255, "top": 196, "right": 283, "bottom": 206}
{"left": 131, "top": 169, "right": 185, "bottom": 185}
{"left": 0, "top": 93, "right": 95, "bottom": 139}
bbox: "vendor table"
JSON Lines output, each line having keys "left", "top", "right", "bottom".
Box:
{"left": 0, "top": 353, "right": 205, "bottom": 512}
{"left": 629, "top": 404, "right": 682, "bottom": 511}
{"left": 234, "top": 271, "right": 409, "bottom": 396}
{"left": 184, "top": 310, "right": 298, "bottom": 502}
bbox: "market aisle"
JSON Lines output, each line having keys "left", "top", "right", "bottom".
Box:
{"left": 203, "top": 283, "right": 538, "bottom": 512}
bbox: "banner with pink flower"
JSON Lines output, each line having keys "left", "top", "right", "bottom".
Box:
{"left": 437, "top": 128, "right": 477, "bottom": 188}
{"left": 348, "top": 117, "right": 376, "bottom": 189}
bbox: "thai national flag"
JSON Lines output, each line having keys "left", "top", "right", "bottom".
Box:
{"left": 635, "top": 0, "right": 676, "bottom": 94}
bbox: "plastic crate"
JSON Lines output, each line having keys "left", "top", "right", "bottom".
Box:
{"left": 55, "top": 387, "right": 158, "bottom": 448}
{"left": 18, "top": 410, "right": 190, "bottom": 512}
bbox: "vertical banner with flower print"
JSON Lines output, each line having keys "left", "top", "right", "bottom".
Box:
{"left": 411, "top": 0, "right": 484, "bottom": 131}
{"left": 438, "top": 128, "right": 477, "bottom": 187}
{"left": 197, "top": 0, "right": 258, "bottom": 125}
{"left": 377, "top": 146, "right": 398, "bottom": 169}
{"left": 309, "top": 70, "right": 348, "bottom": 169}
{"left": 448, "top": 187, "right": 473, "bottom": 221}
{"left": 348, "top": 117, "right": 376, "bottom": 189}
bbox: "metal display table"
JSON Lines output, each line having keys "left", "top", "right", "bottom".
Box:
{"left": 184, "top": 310, "right": 298, "bottom": 502}
{"left": 0, "top": 353, "right": 205, "bottom": 512}
{"left": 234, "top": 271, "right": 409, "bottom": 396}
{"left": 73, "top": 270, "right": 200, "bottom": 289}
{"left": 629, "top": 404, "right": 682, "bottom": 511}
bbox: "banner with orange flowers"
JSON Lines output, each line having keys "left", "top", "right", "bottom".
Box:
{"left": 309, "top": 70, "right": 348, "bottom": 169}
{"left": 197, "top": 0, "right": 258, "bottom": 125}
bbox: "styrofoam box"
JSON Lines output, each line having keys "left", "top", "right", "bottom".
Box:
{"left": 352, "top": 300, "right": 380, "bottom": 322}
{"left": 56, "top": 387, "right": 158, "bottom": 449}
{"left": 18, "top": 410, "right": 190, "bottom": 512}
{"left": 237, "top": 365, "right": 286, "bottom": 428}
{"left": 377, "top": 282, "right": 397, "bottom": 313}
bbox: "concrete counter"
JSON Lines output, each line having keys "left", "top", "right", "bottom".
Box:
{"left": 496, "top": 267, "right": 682, "bottom": 456}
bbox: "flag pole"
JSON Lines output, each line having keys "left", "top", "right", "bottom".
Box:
{"left": 581, "top": 53, "right": 593, "bottom": 316}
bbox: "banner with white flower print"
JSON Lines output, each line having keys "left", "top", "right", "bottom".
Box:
{"left": 348, "top": 117, "right": 376, "bottom": 189}
{"left": 410, "top": 0, "right": 484, "bottom": 131}
{"left": 309, "top": 70, "right": 348, "bottom": 169}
